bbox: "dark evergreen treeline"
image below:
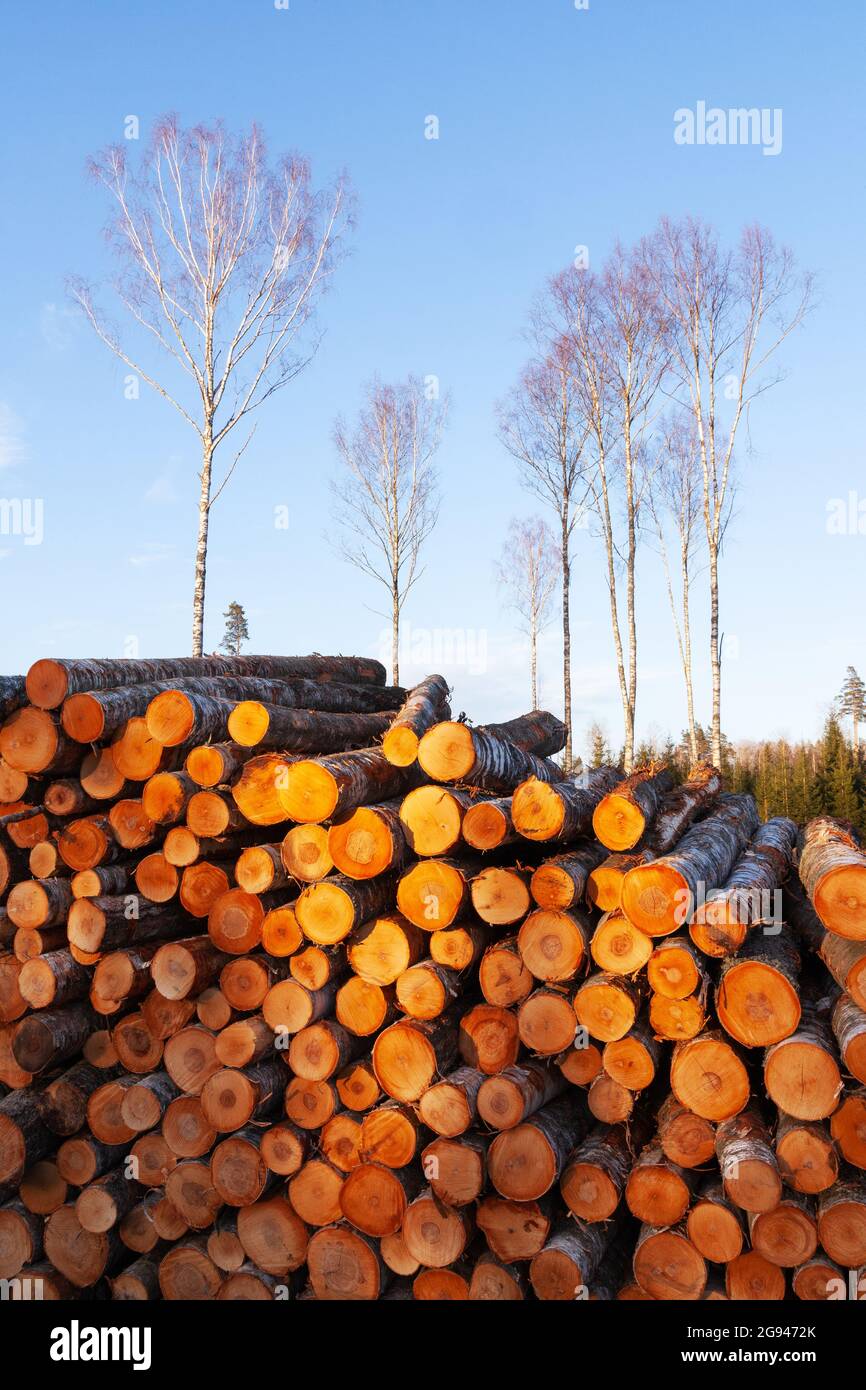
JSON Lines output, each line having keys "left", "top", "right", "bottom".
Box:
{"left": 586, "top": 712, "right": 865, "bottom": 835}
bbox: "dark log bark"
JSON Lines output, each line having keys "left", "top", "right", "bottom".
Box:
{"left": 621, "top": 793, "right": 760, "bottom": 937}
{"left": 279, "top": 747, "right": 421, "bottom": 824}
{"left": 644, "top": 762, "right": 723, "bottom": 854}
{"left": 487, "top": 1094, "right": 591, "bottom": 1200}
{"left": 529, "top": 843, "right": 607, "bottom": 911}
{"left": 382, "top": 675, "right": 451, "bottom": 766}
{"left": 12, "top": 1003, "right": 100, "bottom": 1073}
{"left": 691, "top": 817, "right": 798, "bottom": 955}
{"left": 477, "top": 1060, "right": 566, "bottom": 1130}
{"left": 68, "top": 895, "right": 192, "bottom": 954}
{"left": 716, "top": 1105, "right": 782, "bottom": 1213}
{"left": 0, "top": 676, "right": 26, "bottom": 720}
{"left": 592, "top": 764, "right": 676, "bottom": 851}
{"left": 0, "top": 1088, "right": 55, "bottom": 1184}
{"left": 26, "top": 653, "right": 387, "bottom": 709}
{"left": 419, "top": 715, "right": 569, "bottom": 794}
{"left": 228, "top": 701, "right": 392, "bottom": 753}
{"left": 19, "top": 949, "right": 92, "bottom": 1010}
{"left": 511, "top": 766, "right": 623, "bottom": 842}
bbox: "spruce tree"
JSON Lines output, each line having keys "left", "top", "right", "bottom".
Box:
{"left": 837, "top": 666, "right": 866, "bottom": 756}
{"left": 221, "top": 601, "right": 250, "bottom": 657}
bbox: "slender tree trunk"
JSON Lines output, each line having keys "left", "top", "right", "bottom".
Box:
{"left": 597, "top": 472, "right": 631, "bottom": 776}
{"left": 709, "top": 541, "right": 721, "bottom": 768}
{"left": 530, "top": 616, "right": 538, "bottom": 712}
{"left": 561, "top": 513, "right": 572, "bottom": 773}
{"left": 680, "top": 539, "right": 698, "bottom": 763}
{"left": 192, "top": 430, "right": 214, "bottom": 658}
{"left": 391, "top": 582, "right": 400, "bottom": 687}
{"left": 624, "top": 441, "right": 636, "bottom": 775}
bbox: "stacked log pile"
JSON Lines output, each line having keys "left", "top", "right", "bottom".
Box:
{"left": 0, "top": 658, "right": 864, "bottom": 1302}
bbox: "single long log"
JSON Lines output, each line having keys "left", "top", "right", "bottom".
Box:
{"left": 461, "top": 795, "right": 518, "bottom": 852}
{"left": 592, "top": 765, "right": 676, "bottom": 851}
{"left": 382, "top": 675, "right": 451, "bottom": 766}
{"left": 763, "top": 998, "right": 842, "bottom": 1120}
{"left": 561, "top": 1121, "right": 642, "bottom": 1222}
{"left": 477, "top": 1061, "right": 566, "bottom": 1130}
{"left": 399, "top": 785, "right": 475, "bottom": 857}
{"left": 716, "top": 930, "right": 802, "bottom": 1047}
{"left": 517, "top": 907, "right": 591, "bottom": 983}
{"left": 328, "top": 801, "right": 410, "bottom": 879}
{"left": 418, "top": 711, "right": 567, "bottom": 789}
{"left": 690, "top": 817, "right": 798, "bottom": 956}
{"left": 687, "top": 1178, "right": 746, "bottom": 1262}
{"left": 774, "top": 1112, "right": 840, "bottom": 1195}
{"left": 669, "top": 1029, "right": 751, "bottom": 1122}
{"left": 799, "top": 816, "right": 866, "bottom": 940}
{"left": 26, "top": 653, "right": 387, "bottom": 709}
{"left": 396, "top": 857, "right": 479, "bottom": 931}
{"left": 487, "top": 1095, "right": 590, "bottom": 1200}
{"left": 530, "top": 844, "right": 607, "bottom": 911}
{"left": 227, "top": 702, "right": 391, "bottom": 753}
{"left": 279, "top": 748, "right": 420, "bottom": 824}
{"left": 645, "top": 762, "right": 723, "bottom": 854}
{"left": 511, "top": 766, "right": 622, "bottom": 843}
{"left": 633, "top": 1222, "right": 707, "bottom": 1300}
{"left": 625, "top": 1140, "right": 694, "bottom": 1226}
{"left": 0, "top": 708, "right": 81, "bottom": 775}
{"left": 716, "top": 1106, "right": 782, "bottom": 1214}
{"left": 621, "top": 793, "right": 760, "bottom": 938}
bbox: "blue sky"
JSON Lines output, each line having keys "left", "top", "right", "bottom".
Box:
{"left": 0, "top": 0, "right": 863, "bottom": 758}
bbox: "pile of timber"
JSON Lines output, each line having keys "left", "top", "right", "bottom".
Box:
{"left": 0, "top": 658, "right": 864, "bottom": 1302}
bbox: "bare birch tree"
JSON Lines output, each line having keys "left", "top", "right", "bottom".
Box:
{"left": 495, "top": 516, "right": 560, "bottom": 709}
{"left": 553, "top": 245, "right": 668, "bottom": 771}
{"left": 649, "top": 217, "right": 812, "bottom": 766}
{"left": 648, "top": 414, "right": 708, "bottom": 763}
{"left": 498, "top": 331, "right": 590, "bottom": 771}
{"left": 72, "top": 115, "right": 349, "bottom": 654}
{"left": 331, "top": 376, "right": 445, "bottom": 685}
